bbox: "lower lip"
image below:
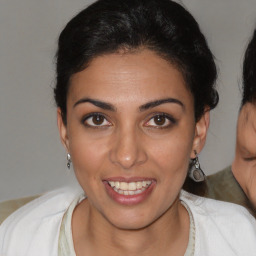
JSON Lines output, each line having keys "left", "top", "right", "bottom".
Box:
{"left": 103, "top": 181, "right": 155, "bottom": 206}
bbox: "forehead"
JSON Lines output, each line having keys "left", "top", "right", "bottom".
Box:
{"left": 242, "top": 103, "right": 256, "bottom": 125}
{"left": 68, "top": 50, "right": 193, "bottom": 108}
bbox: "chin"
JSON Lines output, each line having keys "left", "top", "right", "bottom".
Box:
{"left": 110, "top": 218, "right": 153, "bottom": 231}
{"left": 104, "top": 209, "right": 159, "bottom": 231}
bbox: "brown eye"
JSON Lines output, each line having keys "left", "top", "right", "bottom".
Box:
{"left": 83, "top": 113, "right": 111, "bottom": 127}
{"left": 154, "top": 115, "right": 166, "bottom": 126}
{"left": 92, "top": 115, "right": 104, "bottom": 125}
{"left": 145, "top": 113, "right": 176, "bottom": 128}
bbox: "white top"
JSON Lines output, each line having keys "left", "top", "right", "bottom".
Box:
{"left": 58, "top": 196, "right": 194, "bottom": 255}
{"left": 1, "top": 187, "right": 256, "bottom": 256}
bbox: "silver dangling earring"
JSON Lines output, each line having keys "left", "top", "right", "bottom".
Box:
{"left": 67, "top": 153, "right": 72, "bottom": 169}
{"left": 188, "top": 150, "right": 205, "bottom": 182}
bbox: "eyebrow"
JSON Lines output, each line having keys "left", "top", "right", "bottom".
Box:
{"left": 139, "top": 98, "right": 184, "bottom": 111}
{"left": 73, "top": 98, "right": 116, "bottom": 111}
{"left": 73, "top": 97, "right": 184, "bottom": 112}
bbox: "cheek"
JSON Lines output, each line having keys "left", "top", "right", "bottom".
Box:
{"left": 146, "top": 135, "right": 193, "bottom": 209}
{"left": 245, "top": 166, "right": 256, "bottom": 207}
{"left": 68, "top": 132, "right": 109, "bottom": 182}
{"left": 148, "top": 131, "right": 194, "bottom": 178}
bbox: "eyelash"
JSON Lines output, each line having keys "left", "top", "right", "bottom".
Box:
{"left": 145, "top": 113, "right": 177, "bottom": 129}
{"left": 81, "top": 113, "right": 111, "bottom": 128}
{"left": 244, "top": 157, "right": 256, "bottom": 162}
{"left": 81, "top": 112, "right": 176, "bottom": 129}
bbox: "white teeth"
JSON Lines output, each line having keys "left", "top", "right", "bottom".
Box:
{"left": 128, "top": 182, "right": 136, "bottom": 190}
{"left": 115, "top": 181, "right": 120, "bottom": 189}
{"left": 120, "top": 182, "right": 128, "bottom": 190}
{"left": 134, "top": 189, "right": 142, "bottom": 195}
{"left": 136, "top": 182, "right": 142, "bottom": 189}
{"left": 108, "top": 180, "right": 152, "bottom": 196}
{"left": 128, "top": 190, "right": 135, "bottom": 195}
{"left": 109, "top": 181, "right": 115, "bottom": 187}
{"left": 136, "top": 188, "right": 146, "bottom": 194}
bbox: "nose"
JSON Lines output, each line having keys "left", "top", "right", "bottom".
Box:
{"left": 109, "top": 127, "right": 147, "bottom": 169}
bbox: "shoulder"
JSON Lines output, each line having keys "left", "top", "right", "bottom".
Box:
{"left": 206, "top": 166, "right": 246, "bottom": 203}
{"left": 0, "top": 186, "right": 83, "bottom": 255}
{"left": 181, "top": 190, "right": 255, "bottom": 225}
{"left": 206, "top": 166, "right": 242, "bottom": 202}
{"left": 1, "top": 187, "right": 81, "bottom": 226}
{"left": 181, "top": 190, "right": 256, "bottom": 255}
{"left": 181, "top": 189, "right": 252, "bottom": 218}
{"left": 207, "top": 166, "right": 233, "bottom": 187}
{"left": 0, "top": 195, "right": 40, "bottom": 225}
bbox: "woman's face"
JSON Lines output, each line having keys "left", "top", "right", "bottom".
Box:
{"left": 58, "top": 49, "right": 208, "bottom": 229}
{"left": 233, "top": 102, "right": 256, "bottom": 208}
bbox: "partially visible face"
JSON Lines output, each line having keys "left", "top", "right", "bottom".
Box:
{"left": 233, "top": 102, "right": 256, "bottom": 208}
{"left": 58, "top": 49, "right": 207, "bottom": 229}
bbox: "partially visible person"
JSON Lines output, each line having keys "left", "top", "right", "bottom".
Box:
{"left": 206, "top": 28, "right": 256, "bottom": 217}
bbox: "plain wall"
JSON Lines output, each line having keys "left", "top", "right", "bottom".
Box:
{"left": 1, "top": 0, "right": 256, "bottom": 201}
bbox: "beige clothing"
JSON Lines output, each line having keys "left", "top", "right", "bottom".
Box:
{"left": 58, "top": 195, "right": 83, "bottom": 256}
{"left": 206, "top": 166, "right": 255, "bottom": 217}
{"left": 182, "top": 200, "right": 196, "bottom": 256}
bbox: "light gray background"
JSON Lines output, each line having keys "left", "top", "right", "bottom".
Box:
{"left": 1, "top": 0, "right": 256, "bottom": 201}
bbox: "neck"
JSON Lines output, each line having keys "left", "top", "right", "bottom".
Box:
{"left": 72, "top": 196, "right": 190, "bottom": 256}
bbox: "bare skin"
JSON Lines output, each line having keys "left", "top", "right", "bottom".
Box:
{"left": 57, "top": 49, "right": 209, "bottom": 255}
{"left": 232, "top": 102, "right": 256, "bottom": 208}
{"left": 72, "top": 196, "right": 189, "bottom": 256}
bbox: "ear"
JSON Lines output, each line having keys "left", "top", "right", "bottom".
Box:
{"left": 57, "top": 108, "right": 70, "bottom": 152}
{"left": 190, "top": 109, "right": 210, "bottom": 158}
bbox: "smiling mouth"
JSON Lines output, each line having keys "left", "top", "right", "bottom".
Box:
{"left": 108, "top": 181, "right": 152, "bottom": 196}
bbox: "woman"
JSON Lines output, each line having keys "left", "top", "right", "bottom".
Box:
{"left": 1, "top": 0, "right": 256, "bottom": 255}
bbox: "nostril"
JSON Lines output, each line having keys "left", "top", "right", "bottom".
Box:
{"left": 109, "top": 147, "right": 147, "bottom": 169}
